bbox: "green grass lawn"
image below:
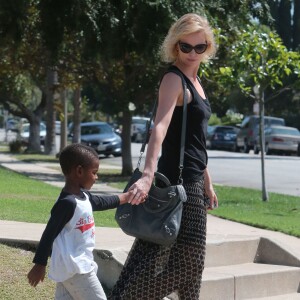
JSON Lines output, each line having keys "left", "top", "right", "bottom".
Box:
{"left": 0, "top": 243, "right": 55, "bottom": 300}
{"left": 0, "top": 166, "right": 119, "bottom": 227}
{"left": 1, "top": 163, "right": 299, "bottom": 237}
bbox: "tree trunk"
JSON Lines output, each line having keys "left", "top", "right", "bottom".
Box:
{"left": 121, "top": 109, "right": 133, "bottom": 176}
{"left": 293, "top": 0, "right": 300, "bottom": 50}
{"left": 269, "top": 0, "right": 279, "bottom": 28}
{"left": 27, "top": 117, "right": 43, "bottom": 153}
{"left": 72, "top": 87, "right": 81, "bottom": 144}
{"left": 59, "top": 89, "right": 68, "bottom": 152}
{"left": 259, "top": 90, "right": 269, "bottom": 201}
{"left": 278, "top": 0, "right": 292, "bottom": 49}
{"left": 44, "top": 68, "right": 57, "bottom": 155}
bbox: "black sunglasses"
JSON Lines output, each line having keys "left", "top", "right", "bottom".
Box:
{"left": 178, "top": 41, "right": 208, "bottom": 54}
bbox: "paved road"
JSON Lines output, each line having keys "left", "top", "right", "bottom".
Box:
{"left": 206, "top": 150, "right": 300, "bottom": 197}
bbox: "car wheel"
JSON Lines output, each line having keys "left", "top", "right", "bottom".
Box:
{"left": 232, "top": 144, "right": 238, "bottom": 152}
{"left": 136, "top": 132, "right": 143, "bottom": 143}
{"left": 243, "top": 141, "right": 250, "bottom": 153}
{"left": 253, "top": 143, "right": 259, "bottom": 154}
{"left": 131, "top": 135, "right": 136, "bottom": 142}
{"left": 298, "top": 144, "right": 300, "bottom": 156}
{"left": 233, "top": 143, "right": 240, "bottom": 152}
{"left": 265, "top": 144, "right": 271, "bottom": 155}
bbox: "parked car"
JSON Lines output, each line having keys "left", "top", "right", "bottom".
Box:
{"left": 206, "top": 125, "right": 240, "bottom": 151}
{"left": 6, "top": 118, "right": 19, "bottom": 132}
{"left": 139, "top": 120, "right": 154, "bottom": 144}
{"left": 20, "top": 122, "right": 46, "bottom": 145}
{"left": 131, "top": 116, "right": 150, "bottom": 142}
{"left": 207, "top": 125, "right": 215, "bottom": 136}
{"left": 70, "top": 122, "right": 122, "bottom": 157}
{"left": 55, "top": 121, "right": 61, "bottom": 135}
{"left": 254, "top": 125, "right": 300, "bottom": 156}
{"left": 108, "top": 122, "right": 122, "bottom": 136}
{"left": 236, "top": 115, "right": 285, "bottom": 153}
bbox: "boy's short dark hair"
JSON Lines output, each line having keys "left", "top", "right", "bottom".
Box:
{"left": 59, "top": 143, "right": 99, "bottom": 175}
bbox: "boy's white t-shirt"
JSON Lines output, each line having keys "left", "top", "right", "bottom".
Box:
{"left": 49, "top": 192, "right": 97, "bottom": 282}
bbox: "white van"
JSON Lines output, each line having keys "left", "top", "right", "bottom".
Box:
{"left": 131, "top": 116, "right": 150, "bottom": 142}
{"left": 236, "top": 115, "right": 285, "bottom": 153}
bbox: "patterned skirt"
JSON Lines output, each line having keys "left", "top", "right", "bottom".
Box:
{"left": 109, "top": 180, "right": 207, "bottom": 300}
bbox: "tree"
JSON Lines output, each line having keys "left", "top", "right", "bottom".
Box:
{"left": 195, "top": 0, "right": 273, "bottom": 116}
{"left": 219, "top": 25, "right": 300, "bottom": 200}
{"left": 0, "top": 0, "right": 49, "bottom": 152}
{"left": 266, "top": 0, "right": 300, "bottom": 128}
{"left": 269, "top": 0, "right": 300, "bottom": 51}
{"left": 0, "top": 0, "right": 108, "bottom": 154}
{"left": 38, "top": 0, "right": 109, "bottom": 154}
{"left": 1, "top": 0, "right": 277, "bottom": 170}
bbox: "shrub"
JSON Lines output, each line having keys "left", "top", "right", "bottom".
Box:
{"left": 9, "top": 140, "right": 23, "bottom": 153}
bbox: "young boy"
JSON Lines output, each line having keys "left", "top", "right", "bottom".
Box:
{"left": 27, "top": 143, "right": 132, "bottom": 300}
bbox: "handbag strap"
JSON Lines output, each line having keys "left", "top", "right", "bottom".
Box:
{"left": 137, "top": 69, "right": 188, "bottom": 184}
{"left": 178, "top": 74, "right": 188, "bottom": 184}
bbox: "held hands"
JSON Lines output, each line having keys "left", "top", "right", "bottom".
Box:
{"left": 27, "top": 264, "right": 46, "bottom": 287}
{"left": 119, "top": 190, "right": 136, "bottom": 205}
{"left": 127, "top": 176, "right": 151, "bottom": 205}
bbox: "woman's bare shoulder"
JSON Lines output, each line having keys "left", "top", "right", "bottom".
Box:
{"left": 160, "top": 71, "right": 182, "bottom": 90}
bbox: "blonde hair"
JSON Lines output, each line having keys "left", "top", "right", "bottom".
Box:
{"left": 161, "top": 13, "right": 216, "bottom": 63}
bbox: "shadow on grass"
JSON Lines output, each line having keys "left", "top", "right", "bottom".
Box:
{"left": 99, "top": 173, "right": 131, "bottom": 183}
{"left": 0, "top": 150, "right": 59, "bottom": 163}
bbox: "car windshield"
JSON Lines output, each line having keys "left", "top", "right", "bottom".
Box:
{"left": 81, "top": 124, "right": 113, "bottom": 135}
{"left": 272, "top": 128, "right": 300, "bottom": 136}
{"left": 133, "top": 119, "right": 148, "bottom": 124}
{"left": 216, "top": 127, "right": 237, "bottom": 134}
{"left": 270, "top": 119, "right": 284, "bottom": 126}
{"left": 22, "top": 123, "right": 45, "bottom": 133}
{"left": 22, "top": 124, "right": 30, "bottom": 133}
{"left": 207, "top": 126, "right": 215, "bottom": 134}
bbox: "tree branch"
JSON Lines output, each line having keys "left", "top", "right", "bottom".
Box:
{"left": 265, "top": 87, "right": 292, "bottom": 103}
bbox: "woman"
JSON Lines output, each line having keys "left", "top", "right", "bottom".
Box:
{"left": 110, "top": 13, "right": 218, "bottom": 299}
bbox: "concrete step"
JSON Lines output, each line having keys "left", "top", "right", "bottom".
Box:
{"left": 205, "top": 236, "right": 300, "bottom": 268}
{"left": 95, "top": 236, "right": 300, "bottom": 298}
{"left": 200, "top": 263, "right": 300, "bottom": 300}
{"left": 247, "top": 293, "right": 300, "bottom": 300}
{"left": 205, "top": 236, "right": 259, "bottom": 267}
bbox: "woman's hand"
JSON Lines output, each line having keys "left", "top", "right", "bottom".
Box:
{"left": 204, "top": 168, "right": 218, "bottom": 210}
{"left": 205, "top": 186, "right": 218, "bottom": 210}
{"left": 127, "top": 175, "right": 153, "bottom": 205}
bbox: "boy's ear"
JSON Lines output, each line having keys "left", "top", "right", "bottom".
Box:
{"left": 75, "top": 165, "right": 83, "bottom": 176}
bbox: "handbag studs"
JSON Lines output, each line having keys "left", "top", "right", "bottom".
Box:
{"left": 118, "top": 213, "right": 130, "bottom": 220}
{"left": 168, "top": 191, "right": 177, "bottom": 198}
{"left": 164, "top": 225, "right": 174, "bottom": 236}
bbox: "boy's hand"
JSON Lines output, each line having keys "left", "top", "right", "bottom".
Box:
{"left": 27, "top": 264, "right": 46, "bottom": 287}
{"left": 119, "top": 190, "right": 146, "bottom": 205}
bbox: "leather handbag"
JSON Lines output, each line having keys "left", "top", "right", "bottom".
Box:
{"left": 115, "top": 168, "right": 187, "bottom": 246}
{"left": 115, "top": 69, "right": 188, "bottom": 246}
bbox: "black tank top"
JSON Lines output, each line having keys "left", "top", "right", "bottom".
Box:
{"left": 157, "top": 66, "right": 211, "bottom": 184}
